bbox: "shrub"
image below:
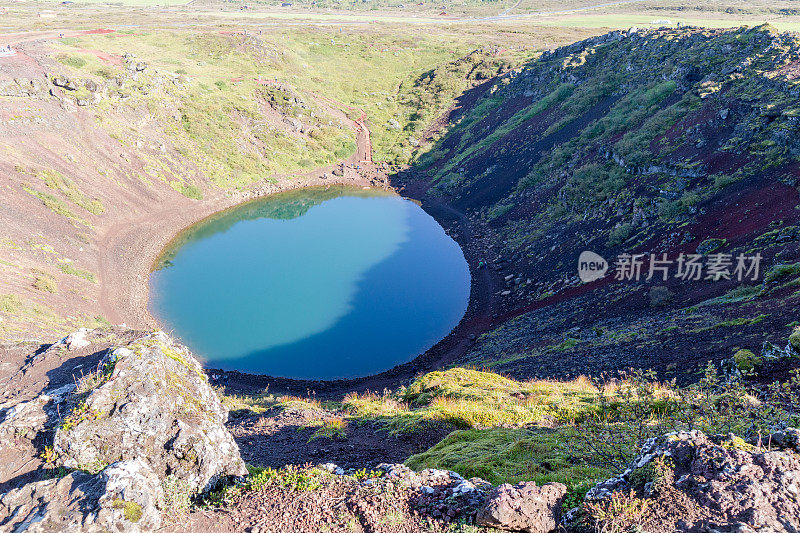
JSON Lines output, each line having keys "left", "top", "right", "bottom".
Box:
{"left": 648, "top": 286, "right": 673, "bottom": 307}
{"left": 608, "top": 224, "right": 633, "bottom": 247}
{"left": 628, "top": 456, "right": 674, "bottom": 495}
{"left": 583, "top": 490, "right": 650, "bottom": 533}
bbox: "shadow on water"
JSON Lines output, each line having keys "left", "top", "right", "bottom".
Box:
{"left": 216, "top": 209, "right": 470, "bottom": 379}
{"left": 149, "top": 186, "right": 470, "bottom": 379}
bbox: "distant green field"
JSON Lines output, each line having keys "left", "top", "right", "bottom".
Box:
{"left": 196, "top": 8, "right": 800, "bottom": 33}
{"left": 67, "top": 0, "right": 191, "bottom": 5}
{"left": 525, "top": 12, "right": 800, "bottom": 31}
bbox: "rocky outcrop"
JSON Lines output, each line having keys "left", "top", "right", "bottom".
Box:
{"left": 0, "top": 77, "right": 48, "bottom": 97}
{"left": 581, "top": 430, "right": 800, "bottom": 532}
{"left": 53, "top": 332, "right": 247, "bottom": 491}
{"left": 477, "top": 481, "right": 567, "bottom": 533}
{"left": 0, "top": 332, "right": 246, "bottom": 532}
{"left": 1, "top": 459, "right": 163, "bottom": 533}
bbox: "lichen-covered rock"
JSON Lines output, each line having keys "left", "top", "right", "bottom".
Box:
{"left": 53, "top": 332, "right": 247, "bottom": 492}
{"left": 477, "top": 481, "right": 567, "bottom": 533}
{"left": 0, "top": 459, "right": 162, "bottom": 532}
{"left": 583, "top": 430, "right": 800, "bottom": 532}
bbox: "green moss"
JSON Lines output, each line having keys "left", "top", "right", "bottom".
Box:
{"left": 765, "top": 262, "right": 800, "bottom": 284}
{"left": 720, "top": 435, "right": 755, "bottom": 452}
{"left": 733, "top": 349, "right": 761, "bottom": 372}
{"left": 691, "top": 314, "right": 767, "bottom": 333}
{"left": 696, "top": 238, "right": 727, "bottom": 255}
{"left": 789, "top": 329, "right": 800, "bottom": 353}
{"left": 406, "top": 427, "right": 610, "bottom": 492}
{"left": 113, "top": 499, "right": 143, "bottom": 523}
{"left": 553, "top": 337, "right": 580, "bottom": 351}
{"left": 697, "top": 286, "right": 760, "bottom": 306}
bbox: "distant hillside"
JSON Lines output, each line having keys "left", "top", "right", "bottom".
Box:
{"left": 402, "top": 25, "right": 800, "bottom": 381}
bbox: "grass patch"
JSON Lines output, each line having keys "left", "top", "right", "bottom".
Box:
{"left": 343, "top": 368, "right": 600, "bottom": 432}
{"left": 697, "top": 285, "right": 760, "bottom": 306}
{"left": 22, "top": 185, "right": 82, "bottom": 223}
{"left": 38, "top": 169, "right": 104, "bottom": 215}
{"left": 406, "top": 427, "right": 610, "bottom": 498}
{"left": 170, "top": 181, "right": 203, "bottom": 200}
{"left": 33, "top": 275, "right": 58, "bottom": 293}
{"left": 308, "top": 417, "right": 348, "bottom": 441}
{"left": 59, "top": 263, "right": 97, "bottom": 283}
{"left": 765, "top": 262, "right": 800, "bottom": 284}
{"left": 690, "top": 314, "right": 767, "bottom": 333}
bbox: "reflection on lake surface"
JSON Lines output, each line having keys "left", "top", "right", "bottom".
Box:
{"left": 149, "top": 186, "right": 470, "bottom": 379}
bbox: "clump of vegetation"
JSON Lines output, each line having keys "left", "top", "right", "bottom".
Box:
{"left": 112, "top": 499, "right": 143, "bottom": 523}
{"left": 22, "top": 185, "right": 83, "bottom": 223}
{"left": 696, "top": 238, "right": 727, "bottom": 255}
{"left": 308, "top": 417, "right": 347, "bottom": 441}
{"left": 60, "top": 401, "right": 102, "bottom": 433}
{"left": 733, "top": 349, "right": 761, "bottom": 372}
{"left": 0, "top": 294, "right": 22, "bottom": 314}
{"left": 38, "top": 169, "right": 104, "bottom": 215}
{"left": 59, "top": 263, "right": 97, "bottom": 283}
{"left": 170, "top": 181, "right": 203, "bottom": 200}
{"left": 629, "top": 456, "right": 674, "bottom": 495}
{"left": 56, "top": 53, "right": 88, "bottom": 69}
{"left": 608, "top": 224, "right": 634, "bottom": 247}
{"left": 790, "top": 328, "right": 800, "bottom": 353}
{"left": 765, "top": 262, "right": 800, "bottom": 285}
{"left": 33, "top": 274, "right": 57, "bottom": 293}
{"left": 583, "top": 490, "right": 651, "bottom": 533}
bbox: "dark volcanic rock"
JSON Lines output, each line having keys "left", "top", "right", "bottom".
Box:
{"left": 584, "top": 430, "right": 800, "bottom": 532}
{"left": 477, "top": 481, "right": 567, "bottom": 533}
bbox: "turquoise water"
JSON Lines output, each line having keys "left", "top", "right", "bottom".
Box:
{"left": 148, "top": 187, "right": 471, "bottom": 379}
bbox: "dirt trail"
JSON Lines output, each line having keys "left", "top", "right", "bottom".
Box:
{"left": 0, "top": 28, "right": 115, "bottom": 47}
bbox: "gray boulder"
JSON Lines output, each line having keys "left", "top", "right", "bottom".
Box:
{"left": 477, "top": 481, "right": 567, "bottom": 533}
{"left": 53, "top": 332, "right": 247, "bottom": 491}
{"left": 1, "top": 459, "right": 162, "bottom": 532}
{"left": 51, "top": 75, "right": 77, "bottom": 91}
